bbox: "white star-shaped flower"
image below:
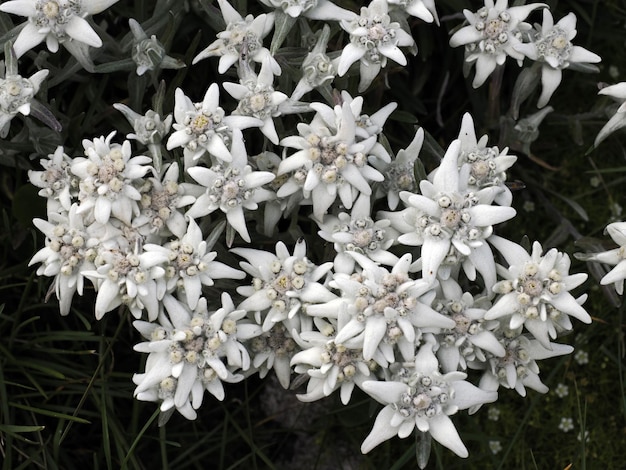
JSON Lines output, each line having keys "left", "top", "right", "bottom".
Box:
{"left": 337, "top": 0, "right": 414, "bottom": 92}
{"left": 0, "top": 0, "right": 119, "bottom": 68}
{"left": 449, "top": 0, "right": 545, "bottom": 87}
{"left": 485, "top": 236, "right": 590, "bottom": 348}
{"left": 360, "top": 343, "right": 497, "bottom": 458}
{"left": 515, "top": 10, "right": 601, "bottom": 108}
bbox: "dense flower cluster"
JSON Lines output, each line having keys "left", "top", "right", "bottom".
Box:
{"left": 12, "top": 0, "right": 614, "bottom": 466}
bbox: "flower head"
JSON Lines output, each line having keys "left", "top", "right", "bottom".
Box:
{"left": 0, "top": 0, "right": 119, "bottom": 68}
{"left": 384, "top": 138, "right": 516, "bottom": 285}
{"left": 515, "top": 10, "right": 601, "bottom": 107}
{"left": 71, "top": 132, "right": 152, "bottom": 226}
{"left": 337, "top": 0, "right": 414, "bottom": 92}
{"left": 132, "top": 293, "right": 256, "bottom": 420}
{"left": 360, "top": 343, "right": 497, "bottom": 458}
{"left": 449, "top": 0, "right": 546, "bottom": 87}
{"left": 0, "top": 49, "right": 48, "bottom": 136}
{"left": 192, "top": 0, "right": 280, "bottom": 75}
{"left": 485, "top": 236, "right": 590, "bottom": 348}
{"left": 166, "top": 84, "right": 261, "bottom": 168}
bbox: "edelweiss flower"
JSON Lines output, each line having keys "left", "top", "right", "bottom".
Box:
{"left": 71, "top": 132, "right": 152, "bottom": 225}
{"left": 0, "top": 0, "right": 119, "bottom": 67}
{"left": 146, "top": 217, "right": 245, "bottom": 310}
{"left": 383, "top": 139, "right": 516, "bottom": 284}
{"left": 185, "top": 130, "right": 275, "bottom": 244}
{"left": 248, "top": 322, "right": 298, "bottom": 388}
{"left": 515, "top": 10, "right": 601, "bottom": 108}
{"left": 128, "top": 18, "right": 184, "bottom": 76}
{"left": 114, "top": 103, "right": 173, "bottom": 175}
{"left": 29, "top": 204, "right": 99, "bottom": 315}
{"left": 28, "top": 145, "right": 77, "bottom": 213}
{"left": 337, "top": 0, "right": 414, "bottom": 92}
{"left": 0, "top": 51, "right": 49, "bottom": 137}
{"left": 575, "top": 221, "right": 626, "bottom": 295}
{"left": 132, "top": 162, "right": 196, "bottom": 239}
{"left": 457, "top": 113, "right": 517, "bottom": 206}
{"left": 233, "top": 239, "right": 336, "bottom": 331}
{"left": 166, "top": 84, "right": 261, "bottom": 168}
{"left": 485, "top": 236, "right": 590, "bottom": 348}
{"left": 84, "top": 243, "right": 168, "bottom": 320}
{"left": 291, "top": 318, "right": 374, "bottom": 405}
{"left": 476, "top": 325, "right": 573, "bottom": 396}
{"left": 114, "top": 103, "right": 172, "bottom": 147}
{"left": 308, "top": 253, "right": 454, "bottom": 365}
{"left": 315, "top": 197, "right": 399, "bottom": 274}
{"left": 432, "top": 278, "right": 504, "bottom": 372}
{"left": 371, "top": 127, "right": 424, "bottom": 209}
{"left": 594, "top": 82, "right": 626, "bottom": 147}
{"left": 192, "top": 0, "right": 280, "bottom": 75}
{"left": 449, "top": 0, "right": 545, "bottom": 87}
{"left": 224, "top": 57, "right": 309, "bottom": 144}
{"left": 360, "top": 343, "right": 497, "bottom": 458}
{"left": 132, "top": 294, "right": 258, "bottom": 420}
{"left": 290, "top": 24, "right": 336, "bottom": 101}
{"left": 278, "top": 102, "right": 384, "bottom": 221}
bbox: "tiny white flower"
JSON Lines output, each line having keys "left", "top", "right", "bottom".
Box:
{"left": 574, "top": 349, "right": 589, "bottom": 365}
{"left": 554, "top": 382, "right": 569, "bottom": 398}
{"left": 449, "top": 0, "right": 546, "bottom": 87}
{"left": 515, "top": 10, "right": 601, "bottom": 108}
{"left": 487, "top": 406, "right": 500, "bottom": 421}
{"left": 489, "top": 440, "right": 502, "bottom": 454}
{"left": 360, "top": 343, "right": 498, "bottom": 458}
{"left": 0, "top": 0, "right": 119, "bottom": 68}
{"left": 337, "top": 0, "right": 414, "bottom": 92}
{"left": 558, "top": 417, "right": 574, "bottom": 432}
